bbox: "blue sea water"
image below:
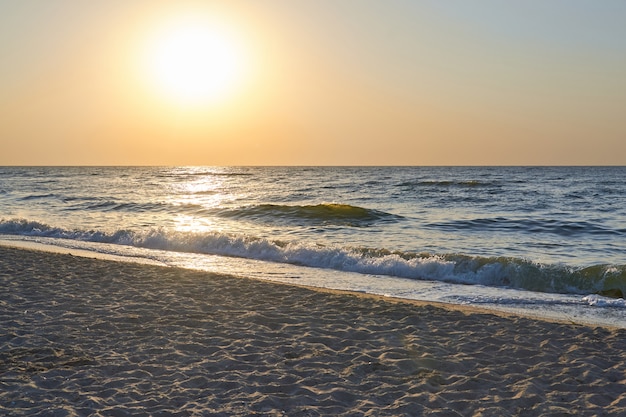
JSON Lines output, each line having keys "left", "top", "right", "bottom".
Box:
{"left": 1, "top": 166, "right": 625, "bottom": 326}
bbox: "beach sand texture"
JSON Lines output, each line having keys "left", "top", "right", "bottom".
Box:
{"left": 1, "top": 246, "right": 625, "bottom": 416}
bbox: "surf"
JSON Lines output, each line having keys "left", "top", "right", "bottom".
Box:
{"left": 1, "top": 218, "right": 624, "bottom": 299}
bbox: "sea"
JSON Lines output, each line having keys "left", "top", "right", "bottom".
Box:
{"left": 1, "top": 166, "right": 625, "bottom": 327}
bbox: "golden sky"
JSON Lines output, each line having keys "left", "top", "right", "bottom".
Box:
{"left": 1, "top": 0, "right": 625, "bottom": 165}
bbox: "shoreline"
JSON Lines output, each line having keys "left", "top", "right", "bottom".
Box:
{"left": 1, "top": 245, "right": 626, "bottom": 415}
{"left": 0, "top": 238, "right": 540, "bottom": 324}
{"left": 3, "top": 237, "right": 625, "bottom": 330}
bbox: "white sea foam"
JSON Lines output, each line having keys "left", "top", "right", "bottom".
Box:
{"left": 582, "top": 294, "right": 626, "bottom": 308}
{"left": 1, "top": 218, "right": 624, "bottom": 299}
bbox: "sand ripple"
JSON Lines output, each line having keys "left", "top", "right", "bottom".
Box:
{"left": 1, "top": 246, "right": 625, "bottom": 416}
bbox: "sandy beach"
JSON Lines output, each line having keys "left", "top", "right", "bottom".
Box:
{"left": 1, "top": 246, "right": 625, "bottom": 416}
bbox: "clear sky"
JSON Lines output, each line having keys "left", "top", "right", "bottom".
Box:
{"left": 1, "top": 0, "right": 625, "bottom": 165}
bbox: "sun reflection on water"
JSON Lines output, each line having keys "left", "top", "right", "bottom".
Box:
{"left": 172, "top": 214, "right": 219, "bottom": 234}
{"left": 166, "top": 168, "right": 230, "bottom": 234}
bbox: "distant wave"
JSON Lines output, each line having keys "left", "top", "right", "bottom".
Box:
{"left": 212, "top": 203, "right": 402, "bottom": 227}
{"left": 69, "top": 200, "right": 198, "bottom": 214}
{"left": 182, "top": 171, "right": 254, "bottom": 178}
{"left": 158, "top": 170, "right": 254, "bottom": 178}
{"left": 1, "top": 218, "right": 624, "bottom": 299}
{"left": 18, "top": 193, "right": 57, "bottom": 200}
{"left": 396, "top": 180, "right": 499, "bottom": 188}
{"left": 427, "top": 217, "right": 626, "bottom": 237}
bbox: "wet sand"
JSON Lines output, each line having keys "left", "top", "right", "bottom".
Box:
{"left": 1, "top": 246, "right": 625, "bottom": 416}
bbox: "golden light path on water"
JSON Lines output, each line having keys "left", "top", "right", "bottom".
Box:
{"left": 168, "top": 170, "right": 228, "bottom": 234}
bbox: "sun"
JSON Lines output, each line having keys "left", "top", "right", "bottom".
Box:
{"left": 144, "top": 16, "right": 245, "bottom": 106}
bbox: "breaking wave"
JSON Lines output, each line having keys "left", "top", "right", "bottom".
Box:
{"left": 1, "top": 218, "right": 624, "bottom": 299}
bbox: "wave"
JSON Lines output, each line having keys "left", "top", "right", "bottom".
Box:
{"left": 212, "top": 203, "right": 402, "bottom": 227}
{"left": 10, "top": 195, "right": 397, "bottom": 227}
{"left": 158, "top": 169, "right": 254, "bottom": 179}
{"left": 396, "top": 180, "right": 499, "bottom": 188}
{"left": 69, "top": 200, "right": 193, "bottom": 213}
{"left": 18, "top": 193, "right": 58, "bottom": 201}
{"left": 1, "top": 218, "right": 624, "bottom": 299}
{"left": 180, "top": 172, "right": 254, "bottom": 178}
{"left": 427, "top": 217, "right": 626, "bottom": 237}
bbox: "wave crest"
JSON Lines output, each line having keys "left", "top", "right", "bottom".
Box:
{"left": 214, "top": 203, "right": 401, "bottom": 226}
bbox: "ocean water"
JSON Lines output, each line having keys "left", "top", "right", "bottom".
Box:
{"left": 1, "top": 166, "right": 625, "bottom": 327}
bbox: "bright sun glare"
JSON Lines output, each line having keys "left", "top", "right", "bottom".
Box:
{"left": 145, "top": 16, "right": 244, "bottom": 106}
